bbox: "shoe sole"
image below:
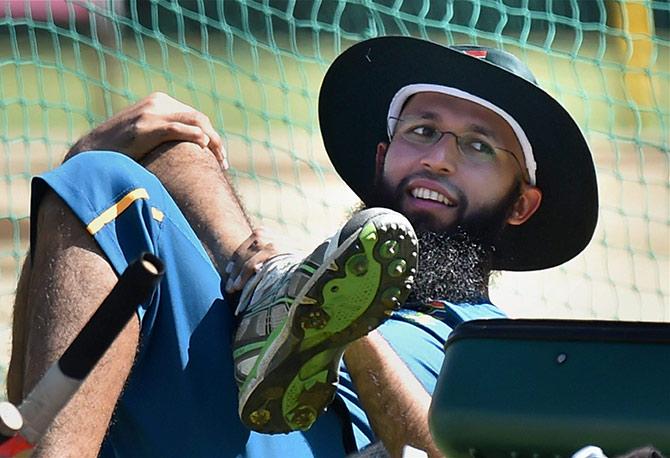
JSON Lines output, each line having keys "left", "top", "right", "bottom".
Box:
{"left": 238, "top": 212, "right": 418, "bottom": 433}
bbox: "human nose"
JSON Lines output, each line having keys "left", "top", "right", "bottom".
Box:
{"left": 420, "top": 132, "right": 460, "bottom": 174}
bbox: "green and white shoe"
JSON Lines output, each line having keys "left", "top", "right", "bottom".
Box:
{"left": 233, "top": 208, "right": 418, "bottom": 433}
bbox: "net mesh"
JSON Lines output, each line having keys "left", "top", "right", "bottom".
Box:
{"left": 0, "top": 0, "right": 668, "bottom": 383}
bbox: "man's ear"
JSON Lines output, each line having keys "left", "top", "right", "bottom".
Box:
{"left": 375, "top": 142, "right": 388, "bottom": 177}
{"left": 507, "top": 185, "right": 543, "bottom": 226}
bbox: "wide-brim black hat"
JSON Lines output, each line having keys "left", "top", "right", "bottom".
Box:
{"left": 319, "top": 36, "right": 598, "bottom": 272}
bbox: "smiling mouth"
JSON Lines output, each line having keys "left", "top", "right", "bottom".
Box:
{"left": 410, "top": 187, "right": 456, "bottom": 207}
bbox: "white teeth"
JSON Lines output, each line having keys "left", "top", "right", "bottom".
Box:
{"left": 411, "top": 187, "right": 453, "bottom": 206}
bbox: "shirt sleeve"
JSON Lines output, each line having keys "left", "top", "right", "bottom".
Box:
{"left": 377, "top": 309, "right": 453, "bottom": 395}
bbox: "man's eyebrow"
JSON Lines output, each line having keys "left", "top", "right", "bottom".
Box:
{"left": 400, "top": 112, "right": 504, "bottom": 141}
{"left": 400, "top": 111, "right": 440, "bottom": 121}
{"left": 466, "top": 124, "right": 501, "bottom": 141}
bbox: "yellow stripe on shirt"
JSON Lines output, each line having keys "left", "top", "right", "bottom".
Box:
{"left": 86, "top": 188, "right": 150, "bottom": 235}
{"left": 151, "top": 207, "right": 164, "bottom": 222}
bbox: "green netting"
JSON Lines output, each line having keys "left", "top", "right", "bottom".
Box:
{"left": 0, "top": 0, "right": 668, "bottom": 383}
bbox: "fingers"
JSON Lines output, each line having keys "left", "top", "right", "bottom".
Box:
{"left": 170, "top": 112, "right": 227, "bottom": 168}
{"left": 147, "top": 119, "right": 211, "bottom": 149}
{"left": 225, "top": 250, "right": 268, "bottom": 293}
{"left": 141, "top": 93, "right": 229, "bottom": 169}
{"left": 225, "top": 229, "right": 280, "bottom": 293}
{"left": 69, "top": 92, "right": 230, "bottom": 168}
{"left": 225, "top": 230, "right": 265, "bottom": 292}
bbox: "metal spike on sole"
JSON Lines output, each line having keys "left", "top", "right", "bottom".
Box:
{"left": 289, "top": 405, "right": 317, "bottom": 430}
{"left": 388, "top": 259, "right": 407, "bottom": 277}
{"left": 249, "top": 409, "right": 271, "bottom": 427}
{"left": 379, "top": 239, "right": 399, "bottom": 258}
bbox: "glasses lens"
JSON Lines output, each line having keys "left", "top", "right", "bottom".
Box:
{"left": 395, "top": 118, "right": 441, "bottom": 145}
{"left": 458, "top": 133, "right": 498, "bottom": 163}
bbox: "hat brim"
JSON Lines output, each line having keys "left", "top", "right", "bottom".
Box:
{"left": 318, "top": 36, "right": 598, "bottom": 271}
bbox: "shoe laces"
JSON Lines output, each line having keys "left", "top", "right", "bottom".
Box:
{"left": 234, "top": 253, "right": 303, "bottom": 316}
{"left": 233, "top": 229, "right": 342, "bottom": 317}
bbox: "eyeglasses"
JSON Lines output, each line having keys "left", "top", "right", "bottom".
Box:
{"left": 388, "top": 116, "right": 529, "bottom": 183}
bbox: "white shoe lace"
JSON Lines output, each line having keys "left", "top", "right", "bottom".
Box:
{"left": 234, "top": 253, "right": 302, "bottom": 316}
{"left": 233, "top": 227, "right": 343, "bottom": 316}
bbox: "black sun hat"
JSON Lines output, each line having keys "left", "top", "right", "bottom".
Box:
{"left": 318, "top": 36, "right": 598, "bottom": 272}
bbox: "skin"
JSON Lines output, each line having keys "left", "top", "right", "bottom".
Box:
{"left": 343, "top": 92, "right": 542, "bottom": 457}
{"left": 375, "top": 92, "right": 541, "bottom": 234}
{"left": 8, "top": 93, "right": 268, "bottom": 456}
{"left": 8, "top": 91, "right": 542, "bottom": 457}
{"left": 8, "top": 191, "right": 136, "bottom": 456}
{"left": 344, "top": 331, "right": 443, "bottom": 457}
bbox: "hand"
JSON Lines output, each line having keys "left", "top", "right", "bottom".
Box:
{"left": 225, "top": 228, "right": 284, "bottom": 294}
{"left": 66, "top": 92, "right": 228, "bottom": 168}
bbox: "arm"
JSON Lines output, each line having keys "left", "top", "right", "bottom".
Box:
{"left": 61, "top": 93, "right": 256, "bottom": 275}
{"left": 344, "top": 331, "right": 444, "bottom": 458}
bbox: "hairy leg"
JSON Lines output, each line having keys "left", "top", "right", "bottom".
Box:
{"left": 8, "top": 191, "right": 139, "bottom": 457}
{"left": 7, "top": 253, "right": 31, "bottom": 404}
{"left": 142, "top": 141, "right": 254, "bottom": 273}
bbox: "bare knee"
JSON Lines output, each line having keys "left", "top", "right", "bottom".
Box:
{"left": 142, "top": 141, "right": 220, "bottom": 177}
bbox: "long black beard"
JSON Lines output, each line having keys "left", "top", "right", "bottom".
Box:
{"left": 349, "top": 202, "right": 496, "bottom": 304}
{"left": 407, "top": 229, "right": 494, "bottom": 305}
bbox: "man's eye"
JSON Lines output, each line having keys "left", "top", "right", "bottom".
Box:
{"left": 468, "top": 139, "right": 496, "bottom": 155}
{"left": 410, "top": 125, "right": 436, "bottom": 137}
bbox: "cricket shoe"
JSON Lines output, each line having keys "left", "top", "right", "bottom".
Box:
{"left": 233, "top": 208, "right": 418, "bottom": 433}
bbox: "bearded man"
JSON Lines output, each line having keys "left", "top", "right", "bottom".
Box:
{"left": 8, "top": 37, "right": 597, "bottom": 457}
